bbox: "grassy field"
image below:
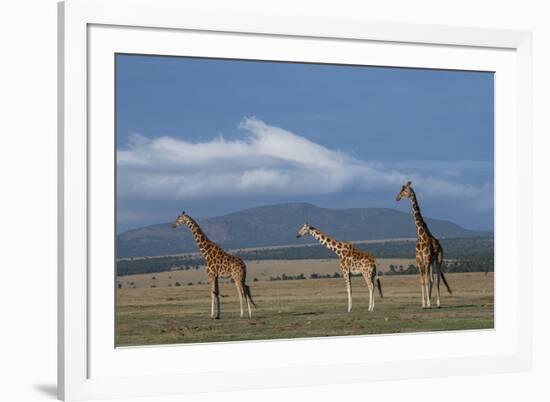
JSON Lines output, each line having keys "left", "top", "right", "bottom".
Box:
{"left": 116, "top": 258, "right": 416, "bottom": 288}
{"left": 116, "top": 269, "right": 494, "bottom": 346}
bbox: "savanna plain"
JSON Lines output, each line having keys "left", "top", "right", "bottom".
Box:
{"left": 116, "top": 258, "right": 493, "bottom": 346}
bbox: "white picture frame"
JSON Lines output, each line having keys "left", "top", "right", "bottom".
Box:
{"left": 58, "top": 0, "right": 533, "bottom": 400}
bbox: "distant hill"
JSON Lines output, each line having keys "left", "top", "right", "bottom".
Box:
{"left": 117, "top": 202, "right": 488, "bottom": 258}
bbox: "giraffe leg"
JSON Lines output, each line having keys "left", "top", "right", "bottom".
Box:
{"left": 371, "top": 265, "right": 378, "bottom": 311}
{"left": 420, "top": 274, "right": 430, "bottom": 309}
{"left": 362, "top": 270, "right": 375, "bottom": 311}
{"left": 368, "top": 282, "right": 374, "bottom": 311}
{"left": 209, "top": 275, "right": 218, "bottom": 318}
{"left": 210, "top": 293, "right": 215, "bottom": 318}
{"left": 371, "top": 271, "right": 376, "bottom": 311}
{"left": 343, "top": 270, "right": 352, "bottom": 312}
{"left": 214, "top": 277, "right": 220, "bottom": 319}
{"left": 435, "top": 263, "right": 442, "bottom": 308}
{"left": 428, "top": 267, "right": 434, "bottom": 306}
{"left": 417, "top": 255, "right": 426, "bottom": 308}
{"left": 425, "top": 261, "right": 433, "bottom": 308}
{"left": 245, "top": 289, "right": 252, "bottom": 318}
{"left": 234, "top": 280, "right": 245, "bottom": 318}
{"left": 348, "top": 281, "right": 353, "bottom": 312}
{"left": 424, "top": 276, "right": 431, "bottom": 308}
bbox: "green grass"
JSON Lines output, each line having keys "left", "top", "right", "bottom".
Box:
{"left": 116, "top": 272, "right": 494, "bottom": 346}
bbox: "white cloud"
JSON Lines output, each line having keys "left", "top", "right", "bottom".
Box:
{"left": 117, "top": 117, "right": 492, "bottom": 210}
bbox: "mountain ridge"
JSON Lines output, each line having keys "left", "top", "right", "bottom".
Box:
{"left": 117, "top": 202, "right": 490, "bottom": 258}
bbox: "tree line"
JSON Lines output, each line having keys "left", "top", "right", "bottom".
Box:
{"left": 116, "top": 236, "right": 493, "bottom": 276}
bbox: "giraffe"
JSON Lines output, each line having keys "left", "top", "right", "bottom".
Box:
{"left": 296, "top": 223, "right": 383, "bottom": 312}
{"left": 172, "top": 211, "right": 256, "bottom": 319}
{"left": 396, "top": 181, "right": 452, "bottom": 308}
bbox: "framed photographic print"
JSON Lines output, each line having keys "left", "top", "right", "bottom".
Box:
{"left": 58, "top": 0, "right": 533, "bottom": 400}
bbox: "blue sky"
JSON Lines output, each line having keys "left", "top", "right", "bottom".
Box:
{"left": 116, "top": 54, "right": 494, "bottom": 233}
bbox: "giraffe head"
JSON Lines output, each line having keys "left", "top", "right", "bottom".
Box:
{"left": 396, "top": 181, "right": 414, "bottom": 201}
{"left": 296, "top": 223, "right": 311, "bottom": 238}
{"left": 172, "top": 211, "right": 189, "bottom": 228}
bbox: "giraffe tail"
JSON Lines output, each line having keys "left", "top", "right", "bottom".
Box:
{"left": 244, "top": 284, "right": 257, "bottom": 308}
{"left": 376, "top": 277, "right": 384, "bottom": 298}
{"left": 440, "top": 270, "right": 452, "bottom": 295}
{"left": 436, "top": 250, "right": 452, "bottom": 294}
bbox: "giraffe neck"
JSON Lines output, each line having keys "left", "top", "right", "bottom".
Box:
{"left": 183, "top": 216, "right": 213, "bottom": 256}
{"left": 410, "top": 192, "right": 431, "bottom": 238}
{"left": 308, "top": 227, "right": 345, "bottom": 257}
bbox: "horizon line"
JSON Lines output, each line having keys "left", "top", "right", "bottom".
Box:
{"left": 117, "top": 201, "right": 494, "bottom": 235}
